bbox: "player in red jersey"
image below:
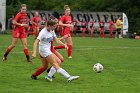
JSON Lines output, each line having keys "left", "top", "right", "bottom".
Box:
{"left": 81, "top": 18, "right": 88, "bottom": 37}
{"left": 99, "top": 19, "right": 105, "bottom": 38}
{"left": 89, "top": 19, "right": 94, "bottom": 37}
{"left": 32, "top": 11, "right": 41, "bottom": 38}
{"left": 3, "top": 4, "right": 31, "bottom": 62}
{"left": 54, "top": 5, "right": 73, "bottom": 58}
{"left": 109, "top": 18, "right": 114, "bottom": 38}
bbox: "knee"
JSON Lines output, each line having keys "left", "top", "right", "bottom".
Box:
{"left": 60, "top": 57, "right": 64, "bottom": 63}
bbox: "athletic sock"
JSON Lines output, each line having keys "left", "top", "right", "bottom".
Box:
{"left": 68, "top": 45, "right": 72, "bottom": 57}
{"left": 24, "top": 49, "right": 30, "bottom": 60}
{"left": 54, "top": 46, "right": 65, "bottom": 49}
{"left": 48, "top": 66, "right": 56, "bottom": 78}
{"left": 33, "top": 66, "right": 46, "bottom": 76}
{"left": 57, "top": 68, "right": 70, "bottom": 79}
{"left": 4, "top": 48, "right": 11, "bottom": 57}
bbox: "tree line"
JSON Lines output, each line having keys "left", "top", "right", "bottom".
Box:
{"left": 7, "top": 0, "right": 140, "bottom": 33}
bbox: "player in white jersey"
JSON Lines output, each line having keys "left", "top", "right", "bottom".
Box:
{"left": 31, "top": 20, "right": 79, "bottom": 82}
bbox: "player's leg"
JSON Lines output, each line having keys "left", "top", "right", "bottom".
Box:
{"left": 20, "top": 38, "right": 31, "bottom": 62}
{"left": 115, "top": 29, "right": 118, "bottom": 38}
{"left": 3, "top": 37, "right": 18, "bottom": 61}
{"left": 65, "top": 36, "right": 73, "bottom": 58}
{"left": 31, "top": 57, "right": 48, "bottom": 80}
{"left": 54, "top": 35, "right": 67, "bottom": 50}
{"left": 45, "top": 54, "right": 79, "bottom": 82}
{"left": 47, "top": 53, "right": 61, "bottom": 79}
{"left": 47, "top": 49, "right": 64, "bottom": 77}
{"left": 90, "top": 29, "right": 94, "bottom": 37}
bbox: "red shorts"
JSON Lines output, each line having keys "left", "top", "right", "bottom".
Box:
{"left": 32, "top": 25, "right": 39, "bottom": 30}
{"left": 100, "top": 28, "right": 104, "bottom": 31}
{"left": 12, "top": 30, "right": 26, "bottom": 38}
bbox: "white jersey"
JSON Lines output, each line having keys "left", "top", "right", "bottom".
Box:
{"left": 37, "top": 27, "right": 56, "bottom": 57}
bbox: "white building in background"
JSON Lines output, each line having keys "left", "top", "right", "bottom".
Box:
{"left": 0, "top": 0, "right": 6, "bottom": 31}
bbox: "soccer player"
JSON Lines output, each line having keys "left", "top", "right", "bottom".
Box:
{"left": 3, "top": 4, "right": 32, "bottom": 62}
{"left": 54, "top": 5, "right": 73, "bottom": 58}
{"left": 31, "top": 19, "right": 79, "bottom": 82}
{"left": 32, "top": 11, "right": 41, "bottom": 38}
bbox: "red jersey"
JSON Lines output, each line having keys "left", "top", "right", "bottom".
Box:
{"left": 90, "top": 21, "right": 94, "bottom": 29}
{"left": 81, "top": 21, "right": 87, "bottom": 28}
{"left": 60, "top": 15, "right": 72, "bottom": 35}
{"left": 13, "top": 12, "right": 27, "bottom": 32}
{"left": 109, "top": 20, "right": 114, "bottom": 30}
{"left": 32, "top": 16, "right": 40, "bottom": 27}
{"left": 99, "top": 21, "right": 105, "bottom": 28}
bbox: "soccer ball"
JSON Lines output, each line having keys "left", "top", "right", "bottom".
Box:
{"left": 93, "top": 63, "right": 103, "bottom": 73}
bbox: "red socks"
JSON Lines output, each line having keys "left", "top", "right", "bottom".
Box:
{"left": 68, "top": 45, "right": 72, "bottom": 57}
{"left": 24, "top": 49, "right": 29, "bottom": 55}
{"left": 4, "top": 48, "right": 11, "bottom": 57}
{"left": 33, "top": 66, "right": 46, "bottom": 76}
{"left": 54, "top": 46, "right": 65, "bottom": 49}
{"left": 24, "top": 49, "right": 30, "bottom": 60}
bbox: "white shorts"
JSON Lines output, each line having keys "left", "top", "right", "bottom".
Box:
{"left": 39, "top": 49, "right": 52, "bottom": 58}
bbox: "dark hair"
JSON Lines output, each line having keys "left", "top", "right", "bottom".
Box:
{"left": 47, "top": 20, "right": 57, "bottom": 26}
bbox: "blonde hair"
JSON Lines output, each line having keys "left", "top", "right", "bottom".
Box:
{"left": 21, "top": 4, "right": 27, "bottom": 8}
{"left": 64, "top": 5, "right": 70, "bottom": 10}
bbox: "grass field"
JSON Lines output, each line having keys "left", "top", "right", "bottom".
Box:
{"left": 0, "top": 34, "right": 140, "bottom": 93}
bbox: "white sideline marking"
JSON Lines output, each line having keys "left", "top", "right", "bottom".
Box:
{"left": 0, "top": 46, "right": 139, "bottom": 54}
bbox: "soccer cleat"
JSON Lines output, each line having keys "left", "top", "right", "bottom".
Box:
{"left": 27, "top": 59, "right": 33, "bottom": 63}
{"left": 68, "top": 56, "right": 72, "bottom": 59}
{"left": 2, "top": 56, "right": 7, "bottom": 61}
{"left": 31, "top": 75, "right": 37, "bottom": 80}
{"left": 67, "top": 76, "right": 80, "bottom": 82}
{"left": 45, "top": 76, "right": 52, "bottom": 82}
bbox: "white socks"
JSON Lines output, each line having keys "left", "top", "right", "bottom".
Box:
{"left": 48, "top": 66, "right": 56, "bottom": 78}
{"left": 57, "top": 68, "right": 70, "bottom": 79}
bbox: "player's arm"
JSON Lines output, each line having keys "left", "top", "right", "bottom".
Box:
{"left": 32, "top": 39, "right": 39, "bottom": 58}
{"left": 54, "top": 36, "right": 68, "bottom": 49}
{"left": 59, "top": 21, "right": 73, "bottom": 28}
{"left": 32, "top": 17, "right": 37, "bottom": 26}
{"left": 13, "top": 14, "right": 28, "bottom": 27}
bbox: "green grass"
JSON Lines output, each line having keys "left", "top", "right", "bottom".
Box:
{"left": 0, "top": 34, "right": 140, "bottom": 93}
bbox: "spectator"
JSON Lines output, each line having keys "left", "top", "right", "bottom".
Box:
{"left": 115, "top": 16, "right": 123, "bottom": 38}
{"left": 72, "top": 17, "right": 79, "bottom": 36}
{"left": 81, "top": 18, "right": 88, "bottom": 37}
{"left": 89, "top": 19, "right": 94, "bottom": 37}
{"left": 99, "top": 18, "right": 105, "bottom": 38}
{"left": 109, "top": 18, "right": 114, "bottom": 38}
